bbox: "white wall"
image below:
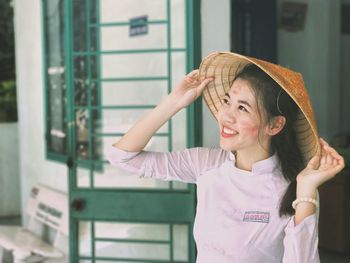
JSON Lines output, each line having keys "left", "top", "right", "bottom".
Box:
{"left": 14, "top": 0, "right": 68, "bottom": 225}
{"left": 0, "top": 123, "right": 20, "bottom": 216}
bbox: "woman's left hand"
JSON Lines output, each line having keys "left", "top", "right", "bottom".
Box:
{"left": 296, "top": 138, "right": 345, "bottom": 191}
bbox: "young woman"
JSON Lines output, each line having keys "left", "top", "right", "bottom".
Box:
{"left": 107, "top": 52, "right": 344, "bottom": 262}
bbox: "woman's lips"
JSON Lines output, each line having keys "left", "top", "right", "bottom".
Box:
{"left": 221, "top": 126, "right": 237, "bottom": 138}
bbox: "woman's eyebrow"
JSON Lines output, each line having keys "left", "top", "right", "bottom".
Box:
{"left": 225, "top": 93, "right": 252, "bottom": 108}
{"left": 237, "top": 100, "right": 252, "bottom": 108}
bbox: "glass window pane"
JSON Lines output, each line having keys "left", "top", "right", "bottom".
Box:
{"left": 75, "top": 109, "right": 102, "bottom": 161}
{"left": 101, "top": 53, "right": 167, "bottom": 79}
{"left": 95, "top": 109, "right": 169, "bottom": 135}
{"left": 79, "top": 221, "right": 92, "bottom": 257}
{"left": 73, "top": 0, "right": 98, "bottom": 52}
{"left": 171, "top": 0, "right": 186, "bottom": 49}
{"left": 171, "top": 52, "right": 186, "bottom": 92}
{"left": 44, "top": 0, "right": 67, "bottom": 155}
{"left": 77, "top": 166, "right": 91, "bottom": 188}
{"left": 95, "top": 222, "right": 169, "bottom": 241}
{"left": 74, "top": 56, "right": 99, "bottom": 107}
{"left": 95, "top": 241, "right": 170, "bottom": 260}
{"left": 100, "top": 0, "right": 166, "bottom": 23}
{"left": 100, "top": 24, "right": 167, "bottom": 51}
{"left": 73, "top": 0, "right": 87, "bottom": 52}
{"left": 173, "top": 224, "right": 189, "bottom": 261}
{"left": 101, "top": 81, "right": 168, "bottom": 106}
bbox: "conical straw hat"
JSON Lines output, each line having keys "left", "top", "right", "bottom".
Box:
{"left": 199, "top": 52, "right": 320, "bottom": 164}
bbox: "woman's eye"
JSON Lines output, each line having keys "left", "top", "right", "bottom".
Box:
{"left": 238, "top": 105, "right": 248, "bottom": 112}
{"left": 222, "top": 98, "right": 230, "bottom": 104}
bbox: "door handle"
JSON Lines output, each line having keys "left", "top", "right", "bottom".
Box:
{"left": 66, "top": 156, "right": 74, "bottom": 169}
{"left": 71, "top": 198, "right": 86, "bottom": 212}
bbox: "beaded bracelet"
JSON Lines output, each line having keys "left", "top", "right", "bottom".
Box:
{"left": 292, "top": 197, "right": 319, "bottom": 210}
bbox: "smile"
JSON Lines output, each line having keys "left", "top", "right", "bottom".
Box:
{"left": 221, "top": 126, "right": 238, "bottom": 138}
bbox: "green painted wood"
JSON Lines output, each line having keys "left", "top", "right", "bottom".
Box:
{"left": 64, "top": 0, "right": 78, "bottom": 261}
{"left": 70, "top": 190, "right": 195, "bottom": 222}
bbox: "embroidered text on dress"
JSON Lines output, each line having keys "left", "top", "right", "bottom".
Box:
{"left": 243, "top": 211, "right": 270, "bottom": 223}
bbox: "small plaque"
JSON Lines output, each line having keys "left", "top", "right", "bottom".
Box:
{"left": 280, "top": 2, "right": 307, "bottom": 32}
{"left": 130, "top": 15, "right": 148, "bottom": 37}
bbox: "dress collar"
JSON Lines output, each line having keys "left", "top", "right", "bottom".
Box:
{"left": 228, "top": 151, "right": 280, "bottom": 175}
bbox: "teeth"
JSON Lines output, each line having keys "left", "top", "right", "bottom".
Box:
{"left": 223, "top": 127, "right": 235, "bottom": 134}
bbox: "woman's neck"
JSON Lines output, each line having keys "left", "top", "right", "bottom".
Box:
{"left": 234, "top": 149, "right": 272, "bottom": 171}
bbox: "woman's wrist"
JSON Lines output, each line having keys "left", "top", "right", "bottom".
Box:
{"left": 296, "top": 181, "right": 318, "bottom": 199}
{"left": 292, "top": 197, "right": 319, "bottom": 210}
{"left": 292, "top": 182, "right": 318, "bottom": 225}
{"left": 166, "top": 92, "right": 186, "bottom": 111}
{"left": 296, "top": 189, "right": 317, "bottom": 199}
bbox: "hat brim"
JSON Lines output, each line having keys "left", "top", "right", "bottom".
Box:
{"left": 199, "top": 52, "right": 320, "bottom": 164}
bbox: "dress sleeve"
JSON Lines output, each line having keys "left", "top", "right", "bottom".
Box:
{"left": 282, "top": 192, "right": 320, "bottom": 263}
{"left": 106, "top": 145, "right": 227, "bottom": 184}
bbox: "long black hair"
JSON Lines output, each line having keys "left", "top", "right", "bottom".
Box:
{"left": 234, "top": 63, "right": 304, "bottom": 217}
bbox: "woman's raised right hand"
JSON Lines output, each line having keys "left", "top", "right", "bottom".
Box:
{"left": 170, "top": 69, "right": 214, "bottom": 109}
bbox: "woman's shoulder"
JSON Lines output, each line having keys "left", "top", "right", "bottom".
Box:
{"left": 186, "top": 146, "right": 230, "bottom": 158}
{"left": 183, "top": 147, "right": 231, "bottom": 171}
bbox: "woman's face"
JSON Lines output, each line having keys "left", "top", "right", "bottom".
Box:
{"left": 217, "top": 78, "right": 271, "bottom": 155}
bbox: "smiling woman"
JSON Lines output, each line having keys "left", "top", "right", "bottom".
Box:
{"left": 107, "top": 51, "right": 345, "bottom": 263}
{"left": 218, "top": 78, "right": 266, "bottom": 167}
{"left": 216, "top": 63, "right": 303, "bottom": 217}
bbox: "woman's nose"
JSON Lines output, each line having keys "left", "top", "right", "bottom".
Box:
{"left": 224, "top": 116, "right": 235, "bottom": 124}
{"left": 223, "top": 109, "right": 236, "bottom": 123}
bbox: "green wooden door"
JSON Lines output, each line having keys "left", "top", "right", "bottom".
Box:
{"left": 66, "top": 0, "right": 202, "bottom": 262}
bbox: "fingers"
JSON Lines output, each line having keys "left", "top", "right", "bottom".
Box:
{"left": 186, "top": 70, "right": 214, "bottom": 86}
{"left": 336, "top": 156, "right": 345, "bottom": 169}
{"left": 319, "top": 138, "right": 342, "bottom": 162}
{"left": 320, "top": 144, "right": 327, "bottom": 165}
{"left": 307, "top": 154, "right": 320, "bottom": 170}
{"left": 319, "top": 137, "right": 326, "bottom": 145}
{"left": 188, "top": 69, "right": 199, "bottom": 79}
{"left": 320, "top": 138, "right": 342, "bottom": 161}
{"left": 320, "top": 137, "right": 332, "bottom": 165}
{"left": 318, "top": 137, "right": 345, "bottom": 173}
{"left": 197, "top": 77, "right": 214, "bottom": 94}
{"left": 188, "top": 69, "right": 214, "bottom": 80}
{"left": 328, "top": 148, "right": 345, "bottom": 172}
{"left": 319, "top": 137, "right": 328, "bottom": 145}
